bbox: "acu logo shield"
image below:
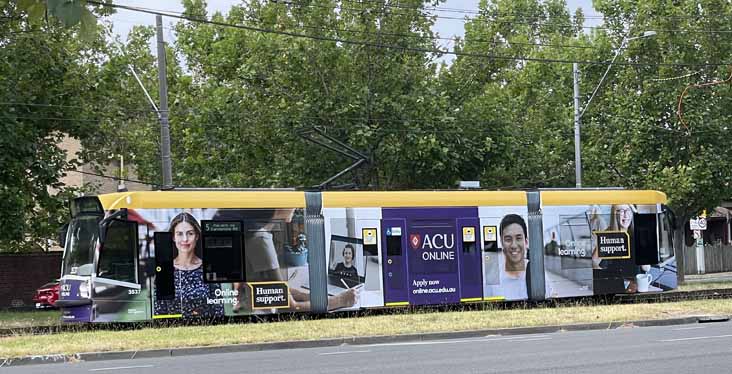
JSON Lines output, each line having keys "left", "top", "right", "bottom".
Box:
{"left": 409, "top": 234, "right": 421, "bottom": 249}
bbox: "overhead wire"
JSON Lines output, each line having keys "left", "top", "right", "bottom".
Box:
{"left": 91, "top": 1, "right": 732, "bottom": 67}
{"left": 113, "top": 1, "right": 600, "bottom": 52}
{"left": 248, "top": 0, "right": 732, "bottom": 23}
{"left": 266, "top": 0, "right": 732, "bottom": 35}
{"left": 67, "top": 169, "right": 158, "bottom": 186}
{"left": 335, "top": 0, "right": 732, "bottom": 21}
{"left": 676, "top": 67, "right": 732, "bottom": 130}
{"left": 0, "top": 101, "right": 158, "bottom": 114}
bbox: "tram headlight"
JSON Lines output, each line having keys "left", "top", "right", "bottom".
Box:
{"left": 79, "top": 280, "right": 90, "bottom": 299}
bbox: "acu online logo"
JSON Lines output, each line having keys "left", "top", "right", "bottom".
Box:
{"left": 409, "top": 233, "right": 455, "bottom": 250}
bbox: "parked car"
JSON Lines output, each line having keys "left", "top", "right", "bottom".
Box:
{"left": 32, "top": 281, "right": 60, "bottom": 309}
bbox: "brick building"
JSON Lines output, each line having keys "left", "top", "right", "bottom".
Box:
{"left": 0, "top": 253, "right": 62, "bottom": 308}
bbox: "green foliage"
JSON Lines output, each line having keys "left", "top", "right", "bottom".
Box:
{"left": 0, "top": 3, "right": 108, "bottom": 251}
{"left": 12, "top": 0, "right": 109, "bottom": 39}
{"left": 444, "top": 0, "right": 583, "bottom": 188}
{"left": 165, "top": 0, "right": 451, "bottom": 188}
{"left": 3, "top": 0, "right": 732, "bottom": 251}
{"left": 581, "top": 0, "right": 732, "bottom": 221}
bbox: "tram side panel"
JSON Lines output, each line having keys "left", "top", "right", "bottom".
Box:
{"left": 380, "top": 207, "right": 478, "bottom": 306}
{"left": 542, "top": 203, "right": 677, "bottom": 299}
{"left": 85, "top": 201, "right": 679, "bottom": 322}
{"left": 478, "top": 206, "right": 531, "bottom": 301}
{"left": 99, "top": 207, "right": 315, "bottom": 322}
{"left": 322, "top": 207, "right": 384, "bottom": 310}
{"left": 375, "top": 205, "right": 537, "bottom": 307}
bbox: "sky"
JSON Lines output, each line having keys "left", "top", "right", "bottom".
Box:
{"left": 107, "top": 0, "right": 600, "bottom": 59}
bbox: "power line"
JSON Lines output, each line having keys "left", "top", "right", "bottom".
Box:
{"left": 90, "top": 1, "right": 732, "bottom": 67}
{"left": 0, "top": 102, "right": 158, "bottom": 114}
{"left": 1, "top": 115, "right": 104, "bottom": 123}
{"left": 270, "top": 0, "right": 732, "bottom": 35}
{"left": 1, "top": 113, "right": 154, "bottom": 123}
{"left": 68, "top": 169, "right": 158, "bottom": 186}
{"left": 113, "top": 1, "right": 602, "bottom": 52}
{"left": 202, "top": 12, "right": 605, "bottom": 52}
{"left": 335, "top": 0, "right": 719, "bottom": 22}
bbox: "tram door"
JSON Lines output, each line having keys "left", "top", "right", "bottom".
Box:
{"left": 381, "top": 218, "right": 409, "bottom": 306}
{"left": 93, "top": 219, "right": 147, "bottom": 322}
{"left": 457, "top": 217, "right": 483, "bottom": 301}
{"left": 153, "top": 232, "right": 182, "bottom": 318}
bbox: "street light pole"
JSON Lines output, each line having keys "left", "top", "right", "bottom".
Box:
{"left": 573, "top": 30, "right": 656, "bottom": 189}
{"left": 573, "top": 63, "right": 582, "bottom": 188}
{"left": 156, "top": 15, "right": 173, "bottom": 190}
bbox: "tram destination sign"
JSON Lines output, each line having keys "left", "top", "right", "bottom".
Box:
{"left": 203, "top": 221, "right": 241, "bottom": 233}
{"left": 595, "top": 231, "right": 631, "bottom": 259}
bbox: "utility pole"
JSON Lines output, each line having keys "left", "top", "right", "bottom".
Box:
{"left": 573, "top": 63, "right": 582, "bottom": 189}
{"left": 572, "top": 31, "right": 656, "bottom": 189}
{"left": 156, "top": 15, "right": 173, "bottom": 189}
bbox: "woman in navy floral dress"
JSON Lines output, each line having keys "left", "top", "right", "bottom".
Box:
{"left": 156, "top": 212, "right": 224, "bottom": 318}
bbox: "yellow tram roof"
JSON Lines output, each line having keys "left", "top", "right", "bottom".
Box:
{"left": 540, "top": 190, "right": 666, "bottom": 206}
{"left": 96, "top": 189, "right": 666, "bottom": 210}
{"left": 98, "top": 191, "right": 307, "bottom": 210}
{"left": 321, "top": 191, "right": 528, "bottom": 207}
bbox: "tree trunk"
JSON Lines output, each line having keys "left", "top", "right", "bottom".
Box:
{"left": 674, "top": 220, "right": 686, "bottom": 285}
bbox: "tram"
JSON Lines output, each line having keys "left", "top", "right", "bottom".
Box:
{"left": 56, "top": 189, "right": 677, "bottom": 322}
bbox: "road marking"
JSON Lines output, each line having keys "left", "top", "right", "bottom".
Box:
{"left": 89, "top": 365, "right": 154, "bottom": 371}
{"left": 319, "top": 350, "right": 371, "bottom": 356}
{"left": 362, "top": 335, "right": 551, "bottom": 348}
{"left": 659, "top": 334, "right": 732, "bottom": 342}
{"left": 515, "top": 337, "right": 553, "bottom": 342}
{"left": 672, "top": 326, "right": 706, "bottom": 331}
{"left": 484, "top": 334, "right": 550, "bottom": 339}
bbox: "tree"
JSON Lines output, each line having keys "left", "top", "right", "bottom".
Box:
{"left": 0, "top": 2, "right": 112, "bottom": 251}
{"left": 79, "top": 25, "right": 186, "bottom": 188}
{"left": 578, "top": 0, "right": 732, "bottom": 281}
{"left": 579, "top": 0, "right": 732, "bottom": 218}
{"left": 442, "top": 0, "right": 585, "bottom": 188}
{"left": 149, "top": 0, "right": 454, "bottom": 189}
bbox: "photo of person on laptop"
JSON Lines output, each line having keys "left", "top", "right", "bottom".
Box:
{"left": 327, "top": 236, "right": 366, "bottom": 294}
{"left": 332, "top": 244, "right": 359, "bottom": 282}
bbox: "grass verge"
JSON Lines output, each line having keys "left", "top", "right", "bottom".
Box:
{"left": 0, "top": 310, "right": 60, "bottom": 329}
{"left": 678, "top": 282, "right": 732, "bottom": 291}
{"left": 2, "top": 299, "right": 732, "bottom": 359}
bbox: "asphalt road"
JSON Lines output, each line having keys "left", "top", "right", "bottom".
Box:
{"left": 6, "top": 321, "right": 732, "bottom": 374}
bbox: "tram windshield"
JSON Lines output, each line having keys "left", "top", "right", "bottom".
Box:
{"left": 62, "top": 215, "right": 101, "bottom": 276}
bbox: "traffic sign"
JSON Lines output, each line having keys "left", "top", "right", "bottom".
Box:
{"left": 690, "top": 217, "right": 707, "bottom": 231}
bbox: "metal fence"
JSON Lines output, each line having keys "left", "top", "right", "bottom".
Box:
{"left": 683, "top": 243, "right": 732, "bottom": 274}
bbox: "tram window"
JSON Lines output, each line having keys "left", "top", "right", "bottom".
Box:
{"left": 658, "top": 210, "right": 674, "bottom": 261}
{"left": 202, "top": 221, "right": 245, "bottom": 283}
{"left": 386, "top": 235, "right": 402, "bottom": 257}
{"left": 634, "top": 213, "right": 659, "bottom": 265}
{"left": 463, "top": 241, "right": 477, "bottom": 253}
{"left": 97, "top": 219, "right": 138, "bottom": 283}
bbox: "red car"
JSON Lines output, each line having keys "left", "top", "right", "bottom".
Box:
{"left": 32, "top": 281, "right": 60, "bottom": 309}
